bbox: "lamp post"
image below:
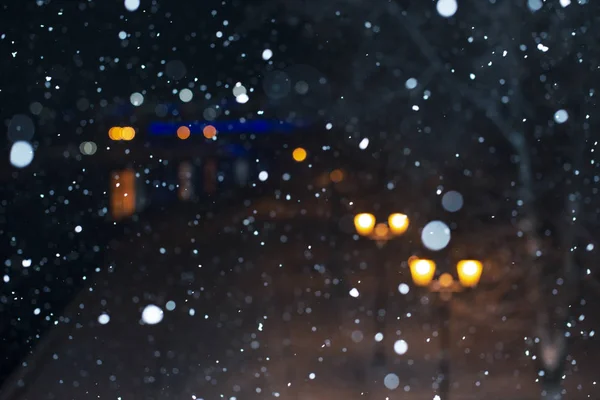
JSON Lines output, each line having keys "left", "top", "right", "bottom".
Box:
{"left": 353, "top": 212, "right": 410, "bottom": 366}
{"left": 408, "top": 257, "right": 483, "bottom": 400}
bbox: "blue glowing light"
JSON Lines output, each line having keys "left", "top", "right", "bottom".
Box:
{"left": 148, "top": 120, "right": 296, "bottom": 136}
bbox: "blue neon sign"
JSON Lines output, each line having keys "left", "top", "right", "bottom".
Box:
{"left": 148, "top": 120, "right": 297, "bottom": 136}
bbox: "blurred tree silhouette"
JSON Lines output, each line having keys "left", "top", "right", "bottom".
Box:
{"left": 244, "top": 1, "right": 600, "bottom": 397}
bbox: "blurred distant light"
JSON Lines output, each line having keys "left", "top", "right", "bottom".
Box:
{"left": 203, "top": 125, "right": 217, "bottom": 139}
{"left": 349, "top": 288, "right": 360, "bottom": 298}
{"left": 374, "top": 332, "right": 384, "bottom": 342}
{"left": 10, "top": 141, "right": 34, "bottom": 168}
{"left": 330, "top": 169, "right": 344, "bottom": 183}
{"left": 586, "top": 243, "right": 594, "bottom": 251}
{"left": 394, "top": 339, "right": 408, "bottom": 355}
{"left": 141, "top": 304, "right": 164, "bottom": 325}
{"left": 177, "top": 126, "right": 191, "bottom": 140}
{"left": 262, "top": 49, "right": 273, "bottom": 61}
{"left": 527, "top": 0, "right": 543, "bottom": 11}
{"left": 359, "top": 138, "right": 369, "bottom": 150}
{"left": 124, "top": 0, "right": 140, "bottom": 11}
{"left": 383, "top": 373, "right": 400, "bottom": 390}
{"left": 292, "top": 147, "right": 307, "bottom": 162}
{"left": 388, "top": 213, "right": 409, "bottom": 235}
{"left": 559, "top": 0, "right": 571, "bottom": 6}
{"left": 109, "top": 126, "right": 123, "bottom": 140}
{"left": 118, "top": 31, "right": 127, "bottom": 40}
{"left": 165, "top": 60, "right": 187, "bottom": 80}
{"left": 8, "top": 114, "right": 35, "bottom": 142}
{"left": 442, "top": 190, "right": 463, "bottom": 212}
{"left": 121, "top": 126, "right": 136, "bottom": 141}
{"left": 258, "top": 171, "right": 269, "bottom": 182}
{"left": 179, "top": 88, "right": 193, "bottom": 103}
{"left": 130, "top": 92, "right": 144, "bottom": 106}
{"left": 436, "top": 0, "right": 458, "bottom": 17}
{"left": 421, "top": 220, "right": 451, "bottom": 251}
{"left": 554, "top": 109, "right": 569, "bottom": 124}
{"left": 29, "top": 102, "right": 43, "bottom": 116}
{"left": 405, "top": 78, "right": 418, "bottom": 90}
{"left": 398, "top": 283, "right": 410, "bottom": 295}
{"left": 98, "top": 313, "right": 110, "bottom": 325}
{"left": 233, "top": 83, "right": 247, "bottom": 97}
{"left": 236, "top": 93, "right": 250, "bottom": 104}
{"left": 79, "top": 141, "right": 98, "bottom": 155}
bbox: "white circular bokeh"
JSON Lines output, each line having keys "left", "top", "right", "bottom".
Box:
{"left": 384, "top": 373, "right": 400, "bottom": 390}
{"left": 98, "top": 313, "right": 110, "bottom": 325}
{"left": 10, "top": 141, "right": 34, "bottom": 168}
{"left": 398, "top": 283, "right": 410, "bottom": 295}
{"left": 421, "top": 220, "right": 451, "bottom": 251}
{"left": 179, "top": 88, "right": 193, "bottom": 103}
{"left": 394, "top": 339, "right": 408, "bottom": 355}
{"left": 124, "top": 0, "right": 140, "bottom": 11}
{"left": 130, "top": 92, "right": 144, "bottom": 106}
{"left": 262, "top": 49, "right": 273, "bottom": 61}
{"left": 436, "top": 0, "right": 458, "bottom": 17}
{"left": 442, "top": 190, "right": 464, "bottom": 212}
{"left": 141, "top": 304, "right": 164, "bottom": 325}
{"left": 554, "top": 109, "right": 568, "bottom": 124}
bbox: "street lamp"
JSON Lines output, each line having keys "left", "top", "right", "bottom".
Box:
{"left": 353, "top": 212, "right": 410, "bottom": 246}
{"left": 353, "top": 212, "right": 410, "bottom": 367}
{"left": 408, "top": 257, "right": 483, "bottom": 399}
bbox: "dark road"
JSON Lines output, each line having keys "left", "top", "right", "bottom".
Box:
{"left": 4, "top": 187, "right": 596, "bottom": 400}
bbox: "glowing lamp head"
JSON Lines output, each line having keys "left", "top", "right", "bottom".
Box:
{"left": 456, "top": 260, "right": 483, "bottom": 288}
{"left": 409, "top": 257, "right": 436, "bottom": 287}
{"left": 121, "top": 127, "right": 136, "bottom": 141}
{"left": 388, "top": 213, "right": 409, "bottom": 235}
{"left": 109, "top": 127, "right": 123, "bottom": 141}
{"left": 292, "top": 147, "right": 307, "bottom": 162}
{"left": 354, "top": 213, "right": 376, "bottom": 236}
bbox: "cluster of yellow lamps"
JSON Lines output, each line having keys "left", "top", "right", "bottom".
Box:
{"left": 353, "top": 212, "right": 483, "bottom": 290}
{"left": 108, "top": 126, "right": 136, "bottom": 141}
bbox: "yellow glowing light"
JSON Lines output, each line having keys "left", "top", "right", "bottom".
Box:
{"left": 203, "top": 125, "right": 217, "bottom": 139}
{"left": 374, "top": 223, "right": 389, "bottom": 239}
{"left": 330, "top": 169, "right": 344, "bottom": 183}
{"left": 456, "top": 260, "right": 483, "bottom": 288}
{"left": 354, "top": 213, "right": 376, "bottom": 236}
{"left": 439, "top": 273, "right": 454, "bottom": 288}
{"left": 388, "top": 213, "right": 409, "bottom": 235}
{"left": 121, "top": 126, "right": 136, "bottom": 141}
{"left": 109, "top": 127, "right": 123, "bottom": 141}
{"left": 409, "top": 257, "right": 436, "bottom": 287}
{"left": 177, "top": 126, "right": 191, "bottom": 140}
{"left": 292, "top": 147, "right": 307, "bottom": 162}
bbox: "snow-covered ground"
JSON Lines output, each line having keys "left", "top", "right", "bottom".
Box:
{"left": 1, "top": 200, "right": 596, "bottom": 400}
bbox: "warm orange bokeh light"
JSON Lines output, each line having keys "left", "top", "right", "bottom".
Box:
{"left": 456, "top": 260, "right": 483, "bottom": 288}
{"left": 439, "top": 273, "right": 454, "bottom": 288}
{"left": 177, "top": 126, "right": 191, "bottom": 140}
{"left": 374, "top": 223, "right": 389, "bottom": 238}
{"left": 408, "top": 257, "right": 436, "bottom": 287}
{"left": 388, "top": 213, "right": 409, "bottom": 235}
{"left": 110, "top": 169, "right": 136, "bottom": 220}
{"left": 121, "top": 126, "right": 136, "bottom": 141}
{"left": 203, "top": 125, "right": 217, "bottom": 139}
{"left": 330, "top": 169, "right": 344, "bottom": 183}
{"left": 109, "top": 127, "right": 123, "bottom": 140}
{"left": 292, "top": 147, "right": 307, "bottom": 162}
{"left": 354, "top": 213, "right": 376, "bottom": 236}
